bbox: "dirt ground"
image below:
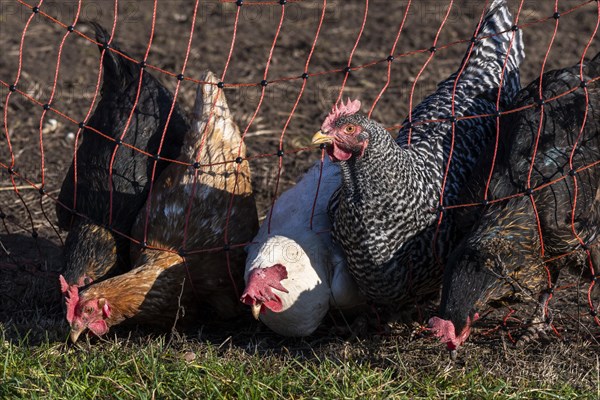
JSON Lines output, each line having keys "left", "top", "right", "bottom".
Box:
{"left": 2, "top": 0, "right": 600, "bottom": 371}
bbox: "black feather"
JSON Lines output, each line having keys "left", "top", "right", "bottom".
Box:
{"left": 440, "top": 52, "right": 600, "bottom": 338}
{"left": 57, "top": 23, "right": 188, "bottom": 286}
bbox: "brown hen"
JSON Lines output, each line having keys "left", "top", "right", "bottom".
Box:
{"left": 61, "top": 71, "right": 258, "bottom": 342}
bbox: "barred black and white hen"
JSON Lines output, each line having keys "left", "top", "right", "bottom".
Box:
{"left": 312, "top": 0, "right": 525, "bottom": 310}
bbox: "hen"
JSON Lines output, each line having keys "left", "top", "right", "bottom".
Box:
{"left": 56, "top": 24, "right": 189, "bottom": 286}
{"left": 57, "top": 24, "right": 187, "bottom": 288}
{"left": 61, "top": 71, "right": 258, "bottom": 342}
{"left": 312, "top": 0, "right": 524, "bottom": 311}
{"left": 242, "top": 159, "right": 364, "bottom": 337}
{"left": 430, "top": 53, "right": 600, "bottom": 355}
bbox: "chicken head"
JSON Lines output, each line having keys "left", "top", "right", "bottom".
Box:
{"left": 311, "top": 99, "right": 369, "bottom": 162}
{"left": 240, "top": 264, "right": 289, "bottom": 319}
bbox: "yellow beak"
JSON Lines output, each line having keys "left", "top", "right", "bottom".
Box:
{"left": 251, "top": 304, "right": 262, "bottom": 320}
{"left": 311, "top": 131, "right": 333, "bottom": 146}
{"left": 70, "top": 327, "right": 84, "bottom": 343}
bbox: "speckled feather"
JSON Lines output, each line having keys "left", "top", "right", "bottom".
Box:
{"left": 328, "top": 0, "right": 525, "bottom": 307}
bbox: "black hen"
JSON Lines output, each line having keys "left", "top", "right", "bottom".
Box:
{"left": 431, "top": 53, "right": 600, "bottom": 353}
{"left": 312, "top": 0, "right": 525, "bottom": 309}
{"left": 57, "top": 24, "right": 187, "bottom": 287}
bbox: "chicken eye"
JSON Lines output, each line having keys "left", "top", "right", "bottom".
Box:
{"left": 83, "top": 306, "right": 93, "bottom": 314}
{"left": 344, "top": 125, "right": 357, "bottom": 134}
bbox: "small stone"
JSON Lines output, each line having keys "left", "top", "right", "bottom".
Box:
{"left": 66, "top": 132, "right": 76, "bottom": 141}
{"left": 183, "top": 351, "right": 196, "bottom": 362}
{"left": 173, "top": 12, "right": 188, "bottom": 23}
{"left": 42, "top": 118, "right": 58, "bottom": 134}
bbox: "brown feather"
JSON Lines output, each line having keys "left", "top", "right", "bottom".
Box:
{"left": 74, "top": 71, "right": 258, "bottom": 335}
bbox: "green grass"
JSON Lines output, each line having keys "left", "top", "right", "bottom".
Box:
{"left": 1, "top": 323, "right": 598, "bottom": 399}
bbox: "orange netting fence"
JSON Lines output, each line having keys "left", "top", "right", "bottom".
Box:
{"left": 2, "top": 0, "right": 600, "bottom": 342}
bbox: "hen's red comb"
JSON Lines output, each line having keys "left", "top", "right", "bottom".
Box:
{"left": 322, "top": 98, "right": 362, "bottom": 131}
{"left": 59, "top": 275, "right": 80, "bottom": 323}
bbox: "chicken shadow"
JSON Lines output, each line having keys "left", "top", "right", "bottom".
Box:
{"left": 0, "top": 233, "right": 67, "bottom": 342}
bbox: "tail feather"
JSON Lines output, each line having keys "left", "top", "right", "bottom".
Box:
{"left": 90, "top": 22, "right": 139, "bottom": 91}
{"left": 186, "top": 71, "right": 242, "bottom": 160}
{"left": 457, "top": 0, "right": 525, "bottom": 107}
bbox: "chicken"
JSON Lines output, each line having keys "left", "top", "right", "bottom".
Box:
{"left": 311, "top": 0, "right": 525, "bottom": 311}
{"left": 57, "top": 23, "right": 187, "bottom": 288}
{"left": 430, "top": 53, "right": 600, "bottom": 355}
{"left": 242, "top": 158, "right": 364, "bottom": 337}
{"left": 60, "top": 71, "right": 258, "bottom": 342}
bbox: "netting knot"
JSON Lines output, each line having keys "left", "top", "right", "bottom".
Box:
{"left": 277, "top": 149, "right": 284, "bottom": 157}
{"left": 470, "top": 36, "right": 478, "bottom": 44}
{"left": 546, "top": 287, "right": 554, "bottom": 294}
{"left": 344, "top": 66, "right": 352, "bottom": 74}
{"left": 102, "top": 42, "right": 110, "bottom": 51}
{"left": 139, "top": 60, "right": 147, "bottom": 69}
{"left": 236, "top": 0, "right": 243, "bottom": 5}
{"left": 153, "top": 154, "right": 161, "bottom": 161}
{"left": 387, "top": 55, "right": 395, "bottom": 62}
{"left": 429, "top": 46, "right": 437, "bottom": 53}
{"left": 32, "top": 6, "right": 39, "bottom": 13}
{"left": 177, "top": 74, "right": 185, "bottom": 81}
{"left": 7, "top": 167, "right": 15, "bottom": 175}
{"left": 38, "top": 187, "right": 45, "bottom": 195}
{"left": 192, "top": 162, "right": 200, "bottom": 169}
{"left": 42, "top": 103, "right": 51, "bottom": 110}
{"left": 525, "top": 188, "right": 533, "bottom": 196}
{"left": 301, "top": 72, "right": 309, "bottom": 79}
{"left": 115, "top": 138, "right": 122, "bottom": 146}
{"left": 481, "top": 199, "right": 489, "bottom": 206}
{"left": 78, "top": 121, "right": 86, "bottom": 129}
{"left": 448, "top": 115, "right": 457, "bottom": 124}
{"left": 553, "top": 12, "right": 561, "bottom": 19}
{"left": 260, "top": 79, "right": 268, "bottom": 87}
{"left": 319, "top": 143, "right": 327, "bottom": 150}
{"left": 279, "top": 0, "right": 287, "bottom": 4}
{"left": 217, "top": 81, "right": 225, "bottom": 89}
{"left": 569, "top": 169, "right": 577, "bottom": 177}
{"left": 178, "top": 248, "right": 186, "bottom": 257}
{"left": 9, "top": 84, "right": 16, "bottom": 92}
{"left": 580, "top": 80, "right": 588, "bottom": 88}
{"left": 535, "top": 97, "right": 545, "bottom": 107}
{"left": 235, "top": 157, "right": 243, "bottom": 164}
{"left": 590, "top": 309, "right": 598, "bottom": 317}
{"left": 223, "top": 244, "right": 231, "bottom": 251}
{"left": 511, "top": 24, "right": 519, "bottom": 31}
{"left": 67, "top": 25, "right": 75, "bottom": 32}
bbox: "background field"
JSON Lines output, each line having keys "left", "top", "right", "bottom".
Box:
{"left": 2, "top": 0, "right": 600, "bottom": 397}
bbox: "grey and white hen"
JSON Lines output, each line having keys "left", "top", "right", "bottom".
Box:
{"left": 312, "top": 0, "right": 525, "bottom": 309}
